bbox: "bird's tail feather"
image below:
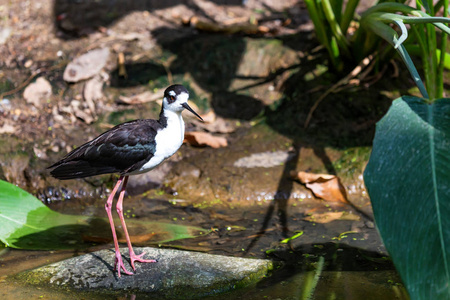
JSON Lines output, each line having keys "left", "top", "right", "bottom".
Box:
{"left": 49, "top": 161, "right": 117, "bottom": 180}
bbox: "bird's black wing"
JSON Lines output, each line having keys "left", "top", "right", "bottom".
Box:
{"left": 48, "top": 119, "right": 162, "bottom": 180}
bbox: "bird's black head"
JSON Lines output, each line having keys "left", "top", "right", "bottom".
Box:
{"left": 164, "top": 84, "right": 189, "bottom": 104}
{"left": 162, "top": 84, "right": 203, "bottom": 121}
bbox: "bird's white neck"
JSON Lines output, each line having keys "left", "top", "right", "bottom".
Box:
{"left": 161, "top": 108, "right": 185, "bottom": 141}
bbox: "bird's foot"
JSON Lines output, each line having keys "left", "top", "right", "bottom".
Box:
{"left": 114, "top": 251, "right": 134, "bottom": 277}
{"left": 130, "top": 251, "right": 157, "bottom": 271}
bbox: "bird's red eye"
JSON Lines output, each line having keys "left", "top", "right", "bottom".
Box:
{"left": 169, "top": 95, "right": 175, "bottom": 102}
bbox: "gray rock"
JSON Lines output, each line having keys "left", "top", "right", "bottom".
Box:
{"left": 16, "top": 247, "right": 276, "bottom": 299}
{"left": 234, "top": 151, "right": 295, "bottom": 168}
{"left": 127, "top": 162, "right": 173, "bottom": 195}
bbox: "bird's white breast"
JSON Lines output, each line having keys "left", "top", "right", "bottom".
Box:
{"left": 131, "top": 110, "right": 185, "bottom": 174}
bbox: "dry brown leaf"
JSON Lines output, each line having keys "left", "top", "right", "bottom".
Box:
{"left": 195, "top": 110, "right": 236, "bottom": 134}
{"left": 303, "top": 211, "right": 360, "bottom": 224}
{"left": 188, "top": 16, "right": 268, "bottom": 34}
{"left": 290, "top": 171, "right": 348, "bottom": 203}
{"left": 70, "top": 100, "right": 95, "bottom": 124}
{"left": 184, "top": 131, "right": 227, "bottom": 148}
{"left": 83, "top": 72, "right": 108, "bottom": 114}
{"left": 222, "top": 17, "right": 250, "bottom": 26}
{"left": 0, "top": 121, "right": 16, "bottom": 134}
{"left": 199, "top": 111, "right": 216, "bottom": 123}
{"left": 23, "top": 77, "right": 52, "bottom": 108}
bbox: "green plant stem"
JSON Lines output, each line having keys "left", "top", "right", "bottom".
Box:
{"left": 411, "top": 24, "right": 432, "bottom": 96}
{"left": 426, "top": 22, "right": 438, "bottom": 100}
{"left": 340, "top": 0, "right": 359, "bottom": 34}
{"left": 397, "top": 44, "right": 429, "bottom": 99}
{"left": 321, "top": 0, "right": 350, "bottom": 56}
{"left": 363, "top": 18, "right": 429, "bottom": 98}
{"left": 437, "top": 0, "right": 449, "bottom": 98}
{"left": 304, "top": 0, "right": 342, "bottom": 70}
{"left": 331, "top": 0, "right": 343, "bottom": 25}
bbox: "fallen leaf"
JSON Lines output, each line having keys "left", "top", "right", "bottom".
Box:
{"left": 70, "top": 100, "right": 94, "bottom": 124}
{"left": 194, "top": 110, "right": 237, "bottom": 134}
{"left": 290, "top": 171, "right": 348, "bottom": 203}
{"left": 303, "top": 212, "right": 360, "bottom": 223}
{"left": 0, "top": 121, "right": 16, "bottom": 134}
{"left": 33, "top": 146, "right": 48, "bottom": 159}
{"left": 83, "top": 72, "right": 108, "bottom": 114}
{"left": 184, "top": 132, "right": 227, "bottom": 148}
{"left": 188, "top": 16, "right": 268, "bottom": 34}
{"left": 222, "top": 17, "right": 250, "bottom": 26}
{"left": 23, "top": 77, "right": 52, "bottom": 107}
{"left": 63, "top": 48, "right": 110, "bottom": 82}
{"left": 199, "top": 111, "right": 216, "bottom": 123}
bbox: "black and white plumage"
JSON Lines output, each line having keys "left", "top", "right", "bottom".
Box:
{"left": 48, "top": 84, "right": 203, "bottom": 277}
{"left": 49, "top": 84, "right": 202, "bottom": 179}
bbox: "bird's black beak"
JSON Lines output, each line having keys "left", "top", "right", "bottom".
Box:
{"left": 182, "top": 102, "right": 203, "bottom": 122}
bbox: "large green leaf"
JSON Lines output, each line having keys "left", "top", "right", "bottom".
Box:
{"left": 0, "top": 180, "right": 208, "bottom": 250}
{"left": 364, "top": 96, "right": 450, "bottom": 299}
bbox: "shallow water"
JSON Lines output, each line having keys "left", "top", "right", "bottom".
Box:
{"left": 0, "top": 190, "right": 408, "bottom": 299}
{"left": 1, "top": 248, "right": 407, "bottom": 300}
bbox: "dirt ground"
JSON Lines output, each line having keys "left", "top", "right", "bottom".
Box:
{"left": 0, "top": 0, "right": 309, "bottom": 187}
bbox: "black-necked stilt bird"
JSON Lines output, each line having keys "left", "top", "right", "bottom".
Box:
{"left": 48, "top": 84, "right": 203, "bottom": 277}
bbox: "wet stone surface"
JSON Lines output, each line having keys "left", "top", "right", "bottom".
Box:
{"left": 15, "top": 247, "right": 275, "bottom": 299}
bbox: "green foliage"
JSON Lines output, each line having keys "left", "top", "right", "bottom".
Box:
{"left": 305, "top": 0, "right": 449, "bottom": 93}
{"left": 360, "top": 1, "right": 450, "bottom": 299}
{"left": 360, "top": 2, "right": 450, "bottom": 100}
{"left": 364, "top": 96, "right": 450, "bottom": 299}
{"left": 0, "top": 180, "right": 83, "bottom": 249}
{"left": 0, "top": 180, "right": 208, "bottom": 250}
{"left": 304, "top": 0, "right": 450, "bottom": 297}
{"left": 304, "top": 0, "right": 356, "bottom": 71}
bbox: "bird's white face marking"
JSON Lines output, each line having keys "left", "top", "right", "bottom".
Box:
{"left": 176, "top": 92, "right": 189, "bottom": 105}
{"left": 163, "top": 91, "right": 189, "bottom": 112}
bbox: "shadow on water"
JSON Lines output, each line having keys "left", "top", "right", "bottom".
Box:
{"left": 209, "top": 245, "right": 406, "bottom": 300}
{"left": 10, "top": 217, "right": 114, "bottom": 250}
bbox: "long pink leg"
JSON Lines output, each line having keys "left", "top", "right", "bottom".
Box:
{"left": 105, "top": 176, "right": 133, "bottom": 277}
{"left": 116, "top": 176, "right": 156, "bottom": 271}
